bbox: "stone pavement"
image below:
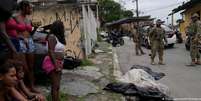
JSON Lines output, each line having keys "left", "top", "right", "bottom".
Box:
{"left": 40, "top": 42, "right": 125, "bottom": 101}
{"left": 116, "top": 38, "right": 201, "bottom": 98}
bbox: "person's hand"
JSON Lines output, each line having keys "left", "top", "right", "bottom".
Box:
{"left": 164, "top": 40, "right": 168, "bottom": 45}
{"left": 56, "top": 67, "right": 62, "bottom": 72}
{"left": 35, "top": 94, "right": 46, "bottom": 101}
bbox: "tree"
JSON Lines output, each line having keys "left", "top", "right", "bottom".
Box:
{"left": 98, "top": 0, "right": 133, "bottom": 24}
{"left": 122, "top": 10, "right": 134, "bottom": 18}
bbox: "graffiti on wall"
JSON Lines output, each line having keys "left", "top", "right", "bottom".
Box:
{"left": 32, "top": 6, "right": 84, "bottom": 58}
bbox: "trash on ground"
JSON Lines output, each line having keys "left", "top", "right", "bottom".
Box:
{"left": 104, "top": 65, "right": 171, "bottom": 100}
{"left": 131, "top": 65, "right": 165, "bottom": 80}
{"left": 104, "top": 82, "right": 170, "bottom": 100}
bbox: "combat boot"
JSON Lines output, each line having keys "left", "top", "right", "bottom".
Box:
{"left": 151, "top": 60, "right": 156, "bottom": 65}
{"left": 158, "top": 61, "right": 165, "bottom": 65}
{"left": 190, "top": 59, "right": 196, "bottom": 66}
{"left": 141, "top": 51, "right": 146, "bottom": 55}
{"left": 136, "top": 52, "right": 139, "bottom": 56}
{"left": 196, "top": 60, "right": 201, "bottom": 65}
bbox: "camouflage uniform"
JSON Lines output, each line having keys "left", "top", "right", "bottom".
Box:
{"left": 188, "top": 14, "right": 201, "bottom": 65}
{"left": 132, "top": 27, "right": 144, "bottom": 55}
{"left": 148, "top": 25, "right": 154, "bottom": 52}
{"left": 149, "top": 20, "right": 167, "bottom": 65}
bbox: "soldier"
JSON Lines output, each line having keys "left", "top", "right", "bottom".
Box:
{"left": 149, "top": 19, "right": 167, "bottom": 65}
{"left": 188, "top": 13, "right": 201, "bottom": 66}
{"left": 148, "top": 23, "right": 155, "bottom": 56}
{"left": 132, "top": 24, "right": 145, "bottom": 55}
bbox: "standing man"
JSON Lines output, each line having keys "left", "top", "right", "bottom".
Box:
{"left": 132, "top": 24, "right": 145, "bottom": 56}
{"left": 188, "top": 13, "right": 201, "bottom": 66}
{"left": 149, "top": 19, "right": 167, "bottom": 65}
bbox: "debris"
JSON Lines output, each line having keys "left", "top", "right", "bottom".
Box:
{"left": 104, "top": 66, "right": 170, "bottom": 100}
{"left": 131, "top": 65, "right": 165, "bottom": 80}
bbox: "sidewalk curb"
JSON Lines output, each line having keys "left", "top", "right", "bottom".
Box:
{"left": 112, "top": 47, "right": 123, "bottom": 80}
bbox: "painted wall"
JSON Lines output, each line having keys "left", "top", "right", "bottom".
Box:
{"left": 32, "top": 5, "right": 84, "bottom": 59}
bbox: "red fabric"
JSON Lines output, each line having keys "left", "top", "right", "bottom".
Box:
{"left": 5, "top": 18, "right": 26, "bottom": 38}
{"left": 25, "top": 24, "right": 32, "bottom": 32}
{"left": 18, "top": 15, "right": 32, "bottom": 32}
{"left": 42, "top": 56, "right": 63, "bottom": 74}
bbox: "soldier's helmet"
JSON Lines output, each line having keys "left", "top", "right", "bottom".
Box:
{"left": 156, "top": 19, "right": 164, "bottom": 24}
{"left": 191, "top": 13, "right": 199, "bottom": 19}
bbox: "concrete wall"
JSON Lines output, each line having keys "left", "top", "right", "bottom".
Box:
{"left": 32, "top": 5, "right": 84, "bottom": 59}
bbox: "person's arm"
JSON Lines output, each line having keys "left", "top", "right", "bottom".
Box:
{"left": 0, "top": 23, "right": 17, "bottom": 53}
{"left": 163, "top": 29, "right": 168, "bottom": 43}
{"left": 47, "top": 35, "right": 60, "bottom": 71}
{"left": 30, "top": 26, "right": 37, "bottom": 36}
{"left": 18, "top": 80, "right": 35, "bottom": 98}
{"left": 149, "top": 28, "right": 155, "bottom": 39}
{"left": 6, "top": 19, "right": 27, "bottom": 32}
{"left": 197, "top": 21, "right": 201, "bottom": 35}
{"left": 19, "top": 80, "right": 46, "bottom": 101}
{"left": 8, "top": 87, "right": 28, "bottom": 101}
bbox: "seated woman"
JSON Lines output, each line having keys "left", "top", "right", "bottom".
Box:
{"left": 0, "top": 58, "right": 17, "bottom": 101}
{"left": 9, "top": 61, "right": 46, "bottom": 101}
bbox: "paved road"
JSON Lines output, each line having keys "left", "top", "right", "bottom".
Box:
{"left": 116, "top": 38, "right": 201, "bottom": 98}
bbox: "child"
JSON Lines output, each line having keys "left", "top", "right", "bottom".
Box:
{"left": 9, "top": 61, "right": 46, "bottom": 101}
{"left": 0, "top": 59, "right": 17, "bottom": 101}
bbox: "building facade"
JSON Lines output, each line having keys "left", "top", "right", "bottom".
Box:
{"left": 172, "top": 0, "right": 201, "bottom": 37}
{"left": 31, "top": 0, "right": 99, "bottom": 58}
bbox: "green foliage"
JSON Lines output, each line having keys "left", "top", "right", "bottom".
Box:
{"left": 97, "top": 34, "right": 102, "bottom": 42}
{"left": 80, "top": 58, "right": 94, "bottom": 66}
{"left": 98, "top": 0, "right": 133, "bottom": 23}
{"left": 122, "top": 10, "right": 134, "bottom": 17}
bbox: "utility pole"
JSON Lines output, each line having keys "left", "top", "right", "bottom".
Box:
{"left": 136, "top": 0, "right": 139, "bottom": 18}
{"left": 135, "top": 0, "right": 140, "bottom": 39}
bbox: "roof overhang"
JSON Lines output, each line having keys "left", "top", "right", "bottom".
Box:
{"left": 171, "top": 0, "right": 201, "bottom": 14}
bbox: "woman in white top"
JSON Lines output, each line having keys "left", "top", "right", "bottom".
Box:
{"left": 43, "top": 20, "right": 66, "bottom": 101}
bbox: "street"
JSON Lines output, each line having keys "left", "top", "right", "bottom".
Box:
{"left": 116, "top": 38, "right": 201, "bottom": 98}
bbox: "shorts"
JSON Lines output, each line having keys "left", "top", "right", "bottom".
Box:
{"left": 42, "top": 55, "right": 63, "bottom": 74}
{"left": 11, "top": 38, "right": 20, "bottom": 52}
{"left": 19, "top": 37, "right": 35, "bottom": 53}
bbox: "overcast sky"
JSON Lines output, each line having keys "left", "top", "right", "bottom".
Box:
{"left": 115, "top": 0, "right": 189, "bottom": 24}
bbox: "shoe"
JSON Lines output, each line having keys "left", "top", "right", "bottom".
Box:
{"left": 158, "top": 62, "right": 165, "bottom": 65}
{"left": 136, "top": 53, "right": 140, "bottom": 56}
{"left": 151, "top": 61, "right": 156, "bottom": 65}
{"left": 196, "top": 61, "right": 201, "bottom": 65}
{"left": 141, "top": 52, "right": 146, "bottom": 55}
{"left": 189, "top": 59, "right": 196, "bottom": 66}
{"left": 188, "top": 62, "right": 196, "bottom": 66}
